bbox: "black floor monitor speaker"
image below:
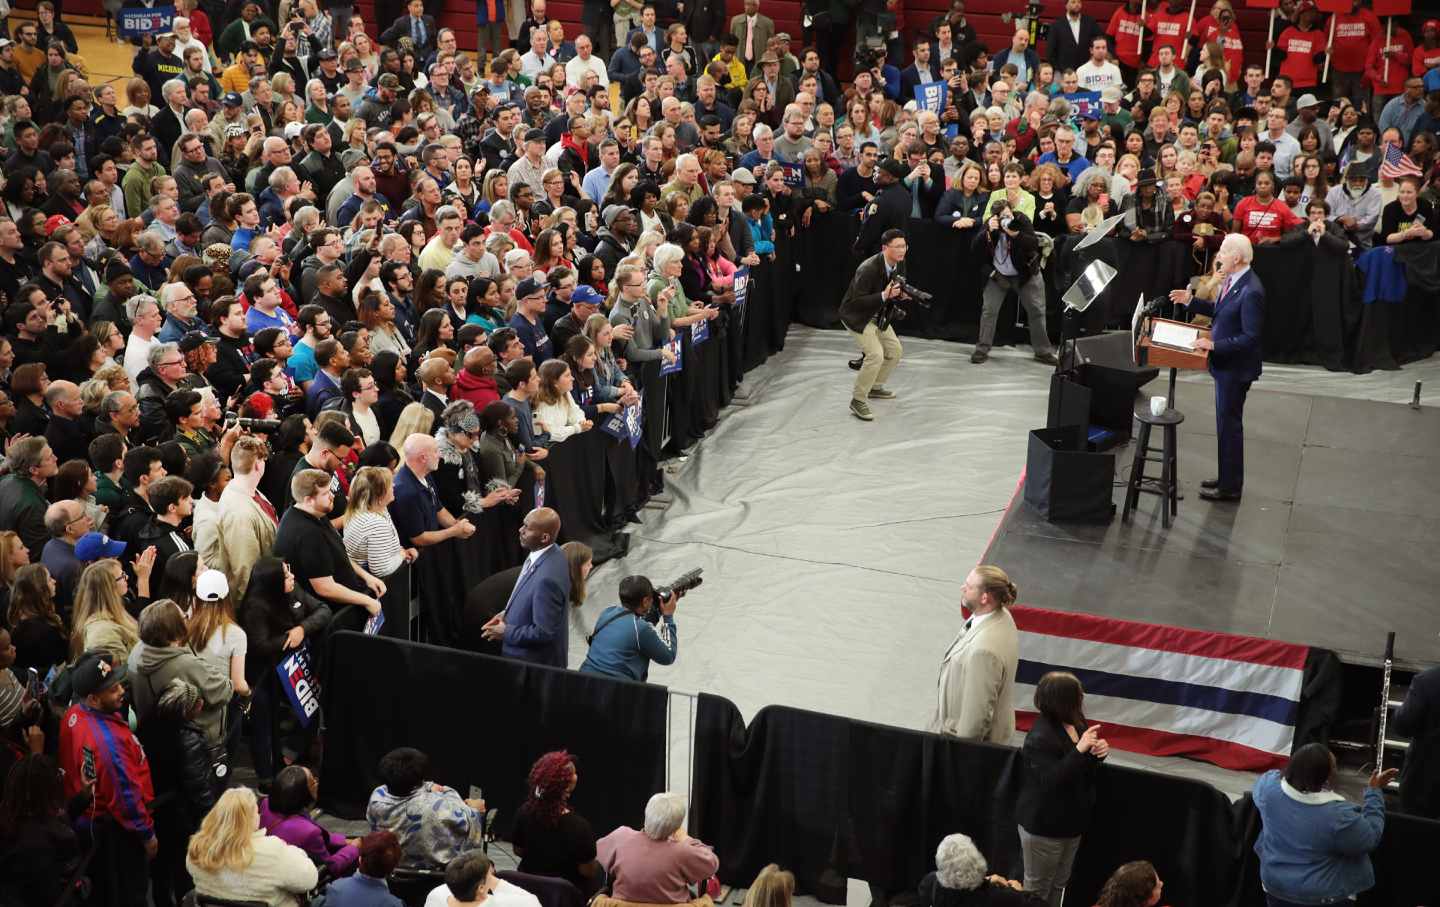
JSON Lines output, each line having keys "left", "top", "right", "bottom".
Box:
{"left": 1024, "top": 427, "right": 1117, "bottom": 523}
{"left": 1071, "top": 332, "right": 1161, "bottom": 390}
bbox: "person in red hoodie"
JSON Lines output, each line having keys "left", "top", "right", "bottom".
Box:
{"left": 1145, "top": 0, "right": 1191, "bottom": 68}
{"left": 1414, "top": 20, "right": 1440, "bottom": 76}
{"left": 1365, "top": 23, "right": 1414, "bottom": 114}
{"left": 58, "top": 650, "right": 156, "bottom": 907}
{"left": 451, "top": 345, "right": 503, "bottom": 409}
{"left": 1274, "top": 1, "right": 1327, "bottom": 90}
{"left": 1327, "top": 0, "right": 1381, "bottom": 105}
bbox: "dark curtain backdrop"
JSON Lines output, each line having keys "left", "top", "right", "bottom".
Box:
{"left": 691, "top": 695, "right": 1248, "bottom": 907}
{"left": 785, "top": 215, "right": 1406, "bottom": 372}
{"left": 317, "top": 632, "right": 668, "bottom": 838}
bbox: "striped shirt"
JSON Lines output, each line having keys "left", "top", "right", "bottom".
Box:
{"left": 343, "top": 510, "right": 407, "bottom": 578}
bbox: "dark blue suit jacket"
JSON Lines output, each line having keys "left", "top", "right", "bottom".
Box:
{"left": 1189, "top": 267, "right": 1264, "bottom": 385}
{"left": 501, "top": 545, "right": 571, "bottom": 668}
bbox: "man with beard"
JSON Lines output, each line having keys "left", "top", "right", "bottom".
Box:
{"left": 60, "top": 651, "right": 158, "bottom": 907}
{"left": 34, "top": 240, "right": 92, "bottom": 321}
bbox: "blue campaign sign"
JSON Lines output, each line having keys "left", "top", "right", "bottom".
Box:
{"left": 778, "top": 161, "right": 804, "bottom": 187}
{"left": 1062, "top": 91, "right": 1103, "bottom": 122}
{"left": 914, "top": 80, "right": 948, "bottom": 114}
{"left": 600, "top": 394, "right": 644, "bottom": 448}
{"left": 659, "top": 337, "right": 683, "bottom": 375}
{"left": 732, "top": 267, "right": 749, "bottom": 314}
{"left": 276, "top": 642, "right": 321, "bottom": 728}
{"left": 691, "top": 316, "right": 709, "bottom": 344}
{"left": 118, "top": 4, "right": 175, "bottom": 37}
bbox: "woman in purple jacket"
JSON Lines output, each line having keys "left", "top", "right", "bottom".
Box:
{"left": 260, "top": 764, "right": 361, "bottom": 878}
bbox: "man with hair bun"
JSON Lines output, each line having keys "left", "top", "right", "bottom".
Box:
{"left": 928, "top": 564, "right": 1020, "bottom": 743}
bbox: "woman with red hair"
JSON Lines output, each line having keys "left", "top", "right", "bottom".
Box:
{"left": 512, "top": 751, "right": 603, "bottom": 896}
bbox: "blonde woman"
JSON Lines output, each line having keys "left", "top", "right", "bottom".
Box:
{"left": 742, "top": 865, "right": 795, "bottom": 907}
{"left": 186, "top": 788, "right": 318, "bottom": 907}
{"left": 387, "top": 402, "right": 434, "bottom": 450}
{"left": 69, "top": 558, "right": 141, "bottom": 664}
{"left": 188, "top": 569, "right": 251, "bottom": 700}
{"left": 343, "top": 466, "right": 414, "bottom": 584}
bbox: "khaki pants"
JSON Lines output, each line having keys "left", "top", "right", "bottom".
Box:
{"left": 848, "top": 322, "right": 903, "bottom": 400}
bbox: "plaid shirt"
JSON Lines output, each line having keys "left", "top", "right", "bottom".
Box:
{"left": 456, "top": 112, "right": 489, "bottom": 161}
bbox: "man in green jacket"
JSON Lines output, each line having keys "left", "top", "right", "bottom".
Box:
{"left": 0, "top": 437, "right": 59, "bottom": 561}
{"left": 122, "top": 134, "right": 167, "bottom": 219}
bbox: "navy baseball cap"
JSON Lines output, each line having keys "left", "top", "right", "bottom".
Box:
{"left": 515, "top": 276, "right": 545, "bottom": 298}
{"left": 222, "top": 92, "right": 244, "bottom": 107}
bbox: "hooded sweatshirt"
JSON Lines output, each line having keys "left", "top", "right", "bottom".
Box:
{"left": 129, "top": 642, "right": 234, "bottom": 745}
{"left": 450, "top": 368, "right": 501, "bottom": 410}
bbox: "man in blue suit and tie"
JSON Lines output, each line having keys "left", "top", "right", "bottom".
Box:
{"left": 482, "top": 507, "right": 572, "bottom": 666}
{"left": 1169, "top": 233, "right": 1264, "bottom": 503}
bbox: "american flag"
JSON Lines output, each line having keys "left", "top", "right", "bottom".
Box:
{"left": 1379, "top": 142, "right": 1422, "bottom": 181}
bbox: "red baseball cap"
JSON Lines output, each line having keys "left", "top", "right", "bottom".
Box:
{"left": 43, "top": 214, "right": 72, "bottom": 236}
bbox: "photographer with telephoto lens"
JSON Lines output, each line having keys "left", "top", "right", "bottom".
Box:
{"left": 579, "top": 573, "right": 700, "bottom": 681}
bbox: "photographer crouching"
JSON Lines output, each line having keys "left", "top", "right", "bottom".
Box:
{"left": 840, "top": 228, "right": 916, "bottom": 423}
{"left": 579, "top": 571, "right": 701, "bottom": 682}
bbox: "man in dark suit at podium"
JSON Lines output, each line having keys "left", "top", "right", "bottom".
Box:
{"left": 1169, "top": 233, "right": 1264, "bottom": 503}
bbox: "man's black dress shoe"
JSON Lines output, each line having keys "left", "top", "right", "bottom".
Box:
{"left": 1201, "top": 478, "right": 1220, "bottom": 489}
{"left": 1199, "top": 488, "right": 1242, "bottom": 502}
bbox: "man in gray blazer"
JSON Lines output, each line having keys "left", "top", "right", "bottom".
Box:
{"left": 929, "top": 565, "right": 1020, "bottom": 743}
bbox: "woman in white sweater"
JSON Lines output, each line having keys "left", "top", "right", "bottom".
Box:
{"left": 343, "top": 466, "right": 416, "bottom": 581}
{"left": 531, "top": 359, "right": 591, "bottom": 444}
{"left": 186, "top": 787, "right": 318, "bottom": 907}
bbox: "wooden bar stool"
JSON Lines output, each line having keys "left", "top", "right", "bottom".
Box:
{"left": 1122, "top": 407, "right": 1184, "bottom": 528}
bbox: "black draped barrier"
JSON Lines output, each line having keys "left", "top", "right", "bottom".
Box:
{"left": 317, "top": 632, "right": 668, "bottom": 836}
{"left": 544, "top": 429, "right": 630, "bottom": 562}
{"left": 785, "top": 218, "right": 1437, "bottom": 373}
{"left": 688, "top": 696, "right": 1246, "bottom": 907}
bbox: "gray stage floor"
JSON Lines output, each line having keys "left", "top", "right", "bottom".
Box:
{"left": 566, "top": 327, "right": 1440, "bottom": 798}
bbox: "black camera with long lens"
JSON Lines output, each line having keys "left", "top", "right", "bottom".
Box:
{"left": 224, "top": 412, "right": 282, "bottom": 434}
{"left": 645, "top": 569, "right": 704, "bottom": 623}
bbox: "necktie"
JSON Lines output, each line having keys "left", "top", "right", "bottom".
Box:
{"left": 505, "top": 553, "right": 538, "bottom": 611}
{"left": 745, "top": 19, "right": 754, "bottom": 61}
{"left": 1219, "top": 276, "right": 1232, "bottom": 304}
{"left": 254, "top": 492, "right": 278, "bottom": 525}
{"left": 413, "top": 16, "right": 424, "bottom": 47}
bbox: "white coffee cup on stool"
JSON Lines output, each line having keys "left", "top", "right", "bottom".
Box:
{"left": 1150, "top": 396, "right": 1167, "bottom": 417}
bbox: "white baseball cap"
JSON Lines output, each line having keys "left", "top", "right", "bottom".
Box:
{"left": 196, "top": 569, "right": 230, "bottom": 602}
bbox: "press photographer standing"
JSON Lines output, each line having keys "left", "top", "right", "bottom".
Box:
{"left": 839, "top": 228, "right": 908, "bottom": 423}
{"left": 973, "top": 206, "right": 1058, "bottom": 366}
{"left": 579, "top": 576, "right": 679, "bottom": 682}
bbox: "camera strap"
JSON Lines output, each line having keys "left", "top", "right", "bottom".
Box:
{"left": 585, "top": 608, "right": 632, "bottom": 646}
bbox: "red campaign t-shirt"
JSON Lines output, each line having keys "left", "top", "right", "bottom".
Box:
{"left": 1146, "top": 10, "right": 1190, "bottom": 67}
{"left": 1414, "top": 44, "right": 1440, "bottom": 77}
{"left": 1108, "top": 7, "right": 1146, "bottom": 68}
{"left": 1329, "top": 10, "right": 1380, "bottom": 73}
{"left": 1277, "top": 26, "right": 1324, "bottom": 88}
{"left": 1192, "top": 16, "right": 1245, "bottom": 83}
{"left": 1366, "top": 29, "right": 1414, "bottom": 95}
{"left": 1234, "top": 196, "right": 1302, "bottom": 243}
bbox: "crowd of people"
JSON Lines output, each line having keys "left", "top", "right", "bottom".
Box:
{"left": 0, "top": 0, "right": 1435, "bottom": 905}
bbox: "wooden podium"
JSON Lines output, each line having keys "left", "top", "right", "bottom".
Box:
{"left": 1136, "top": 316, "right": 1211, "bottom": 372}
